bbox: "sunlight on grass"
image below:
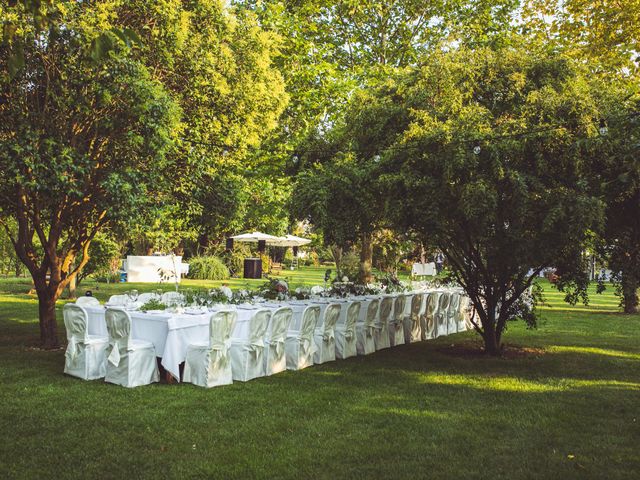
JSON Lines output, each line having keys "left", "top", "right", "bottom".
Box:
{"left": 408, "top": 372, "right": 640, "bottom": 392}
{"left": 548, "top": 345, "right": 640, "bottom": 360}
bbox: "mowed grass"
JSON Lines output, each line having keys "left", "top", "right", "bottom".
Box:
{"left": 0, "top": 271, "right": 639, "bottom": 479}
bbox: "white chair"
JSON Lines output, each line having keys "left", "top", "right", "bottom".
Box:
{"left": 375, "top": 296, "right": 393, "bottom": 350}
{"left": 183, "top": 310, "right": 237, "bottom": 388}
{"left": 263, "top": 307, "right": 293, "bottom": 376}
{"left": 456, "top": 295, "right": 471, "bottom": 332}
{"left": 422, "top": 293, "right": 438, "bottom": 340}
{"left": 313, "top": 303, "right": 341, "bottom": 364}
{"left": 435, "top": 292, "right": 450, "bottom": 337}
{"left": 464, "top": 296, "right": 476, "bottom": 331}
{"left": 63, "top": 304, "right": 109, "bottom": 380}
{"left": 104, "top": 308, "right": 159, "bottom": 388}
{"left": 107, "top": 294, "right": 128, "bottom": 306}
{"left": 137, "top": 292, "right": 156, "bottom": 304}
{"left": 356, "top": 299, "right": 378, "bottom": 355}
{"left": 162, "top": 291, "right": 184, "bottom": 306}
{"left": 335, "top": 301, "right": 360, "bottom": 359}
{"left": 404, "top": 293, "right": 423, "bottom": 343}
{"left": 447, "top": 293, "right": 461, "bottom": 334}
{"left": 75, "top": 296, "right": 100, "bottom": 307}
{"left": 389, "top": 295, "right": 406, "bottom": 347}
{"left": 285, "top": 305, "right": 320, "bottom": 370}
{"left": 229, "top": 309, "right": 271, "bottom": 382}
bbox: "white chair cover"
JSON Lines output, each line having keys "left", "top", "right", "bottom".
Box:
{"left": 107, "top": 294, "right": 128, "bottom": 306}
{"left": 389, "top": 295, "right": 406, "bottom": 347}
{"left": 313, "top": 303, "right": 341, "bottom": 364}
{"left": 335, "top": 301, "right": 360, "bottom": 359}
{"left": 263, "top": 307, "right": 293, "bottom": 376}
{"left": 137, "top": 293, "right": 156, "bottom": 304}
{"left": 455, "top": 294, "right": 469, "bottom": 332}
{"left": 286, "top": 305, "right": 320, "bottom": 370}
{"left": 435, "top": 292, "right": 450, "bottom": 337}
{"left": 463, "top": 296, "right": 476, "bottom": 331}
{"left": 104, "top": 308, "right": 159, "bottom": 387}
{"left": 447, "top": 293, "right": 461, "bottom": 334}
{"left": 422, "top": 293, "right": 438, "bottom": 340}
{"left": 63, "top": 304, "right": 109, "bottom": 380}
{"left": 356, "top": 299, "right": 378, "bottom": 355}
{"left": 404, "top": 293, "right": 423, "bottom": 343}
{"left": 162, "top": 291, "right": 184, "bottom": 306}
{"left": 375, "top": 297, "right": 393, "bottom": 350}
{"left": 75, "top": 296, "right": 100, "bottom": 307}
{"left": 183, "top": 310, "right": 237, "bottom": 388}
{"left": 229, "top": 308, "right": 271, "bottom": 382}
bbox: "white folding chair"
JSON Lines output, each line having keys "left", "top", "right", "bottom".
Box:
{"left": 313, "top": 303, "right": 341, "bottom": 364}
{"left": 63, "top": 304, "right": 109, "bottom": 380}
{"left": 263, "top": 307, "right": 293, "bottom": 376}
{"left": 335, "top": 301, "right": 360, "bottom": 359}
{"left": 183, "top": 310, "right": 237, "bottom": 388}
{"left": 285, "top": 305, "right": 320, "bottom": 370}
{"left": 75, "top": 296, "right": 100, "bottom": 307}
{"left": 104, "top": 308, "right": 159, "bottom": 388}
{"left": 229, "top": 309, "right": 271, "bottom": 382}
{"left": 404, "top": 293, "right": 423, "bottom": 343}
{"left": 389, "top": 295, "right": 406, "bottom": 347}
{"left": 356, "top": 299, "right": 379, "bottom": 355}
{"left": 375, "top": 296, "right": 393, "bottom": 350}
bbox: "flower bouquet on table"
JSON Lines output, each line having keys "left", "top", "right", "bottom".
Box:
{"left": 376, "top": 272, "right": 409, "bottom": 293}
{"left": 139, "top": 298, "right": 167, "bottom": 313}
{"left": 260, "top": 277, "right": 289, "bottom": 301}
{"left": 292, "top": 286, "right": 311, "bottom": 300}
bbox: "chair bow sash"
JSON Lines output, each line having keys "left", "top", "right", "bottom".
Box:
{"left": 107, "top": 341, "right": 121, "bottom": 367}
{"left": 249, "top": 339, "right": 264, "bottom": 358}
{"left": 66, "top": 336, "right": 79, "bottom": 362}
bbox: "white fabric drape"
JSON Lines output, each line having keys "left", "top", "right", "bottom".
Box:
{"left": 335, "top": 301, "right": 360, "bottom": 359}
{"left": 104, "top": 308, "right": 159, "bottom": 388}
{"left": 63, "top": 304, "right": 109, "bottom": 380}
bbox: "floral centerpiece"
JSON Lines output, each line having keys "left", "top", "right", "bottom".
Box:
{"left": 260, "top": 277, "right": 289, "bottom": 300}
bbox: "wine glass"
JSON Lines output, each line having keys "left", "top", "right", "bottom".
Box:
{"left": 129, "top": 289, "right": 139, "bottom": 307}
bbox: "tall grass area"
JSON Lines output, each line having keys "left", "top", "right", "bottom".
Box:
{"left": 0, "top": 270, "right": 638, "bottom": 479}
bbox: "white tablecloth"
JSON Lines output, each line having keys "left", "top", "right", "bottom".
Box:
{"left": 85, "top": 306, "right": 211, "bottom": 381}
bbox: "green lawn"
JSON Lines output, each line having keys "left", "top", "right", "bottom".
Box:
{"left": 0, "top": 271, "right": 639, "bottom": 479}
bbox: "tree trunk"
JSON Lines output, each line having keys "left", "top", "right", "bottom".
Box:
{"left": 480, "top": 308, "right": 502, "bottom": 356}
{"left": 621, "top": 274, "right": 640, "bottom": 314}
{"left": 359, "top": 232, "right": 373, "bottom": 284}
{"left": 67, "top": 274, "right": 77, "bottom": 299}
{"left": 36, "top": 288, "right": 59, "bottom": 349}
{"left": 330, "top": 245, "right": 343, "bottom": 275}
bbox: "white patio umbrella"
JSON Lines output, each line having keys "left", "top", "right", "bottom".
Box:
{"left": 271, "top": 234, "right": 312, "bottom": 247}
{"left": 230, "top": 231, "right": 284, "bottom": 245}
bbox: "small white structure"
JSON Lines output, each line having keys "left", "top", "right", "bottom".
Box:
{"left": 412, "top": 262, "right": 436, "bottom": 276}
{"left": 124, "top": 255, "right": 188, "bottom": 283}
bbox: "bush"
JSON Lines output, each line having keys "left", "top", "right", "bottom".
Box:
{"left": 187, "top": 256, "right": 230, "bottom": 280}
{"left": 338, "top": 251, "right": 360, "bottom": 281}
{"left": 78, "top": 232, "right": 122, "bottom": 285}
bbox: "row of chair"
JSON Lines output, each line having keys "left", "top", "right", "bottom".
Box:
{"left": 63, "top": 290, "right": 471, "bottom": 388}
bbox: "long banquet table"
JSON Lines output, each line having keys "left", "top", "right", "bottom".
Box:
{"left": 82, "top": 287, "right": 470, "bottom": 382}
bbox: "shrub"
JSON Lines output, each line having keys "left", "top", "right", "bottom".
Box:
{"left": 187, "top": 256, "right": 230, "bottom": 280}
{"left": 339, "top": 251, "right": 360, "bottom": 281}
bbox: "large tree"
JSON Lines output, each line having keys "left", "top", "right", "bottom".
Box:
{"left": 594, "top": 94, "right": 640, "bottom": 313}
{"left": 380, "top": 47, "right": 605, "bottom": 354}
{"left": 0, "top": 3, "right": 181, "bottom": 347}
